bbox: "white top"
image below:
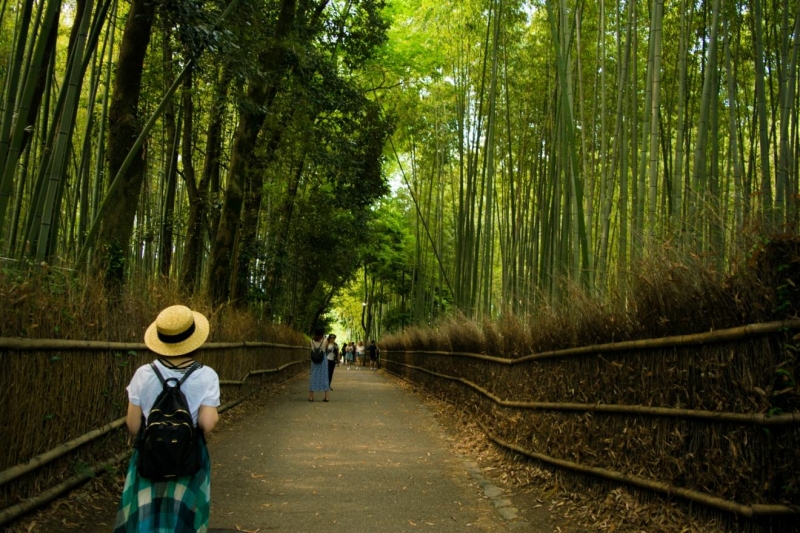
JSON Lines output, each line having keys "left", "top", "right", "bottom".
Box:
{"left": 325, "top": 340, "right": 339, "bottom": 361}
{"left": 127, "top": 360, "right": 220, "bottom": 425}
{"left": 356, "top": 345, "right": 365, "bottom": 356}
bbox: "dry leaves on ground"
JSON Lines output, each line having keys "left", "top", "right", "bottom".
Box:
{"left": 389, "top": 373, "right": 729, "bottom": 533}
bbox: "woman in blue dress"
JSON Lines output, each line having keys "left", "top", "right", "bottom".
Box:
{"left": 308, "top": 328, "right": 330, "bottom": 402}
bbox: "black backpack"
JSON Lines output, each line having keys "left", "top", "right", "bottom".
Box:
{"left": 310, "top": 340, "right": 325, "bottom": 364}
{"left": 136, "top": 362, "right": 203, "bottom": 480}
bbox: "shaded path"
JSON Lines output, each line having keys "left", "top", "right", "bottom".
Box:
{"left": 207, "top": 367, "right": 530, "bottom": 532}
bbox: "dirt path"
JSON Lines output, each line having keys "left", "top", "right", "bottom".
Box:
{"left": 5, "top": 367, "right": 555, "bottom": 532}
{"left": 206, "top": 366, "right": 535, "bottom": 532}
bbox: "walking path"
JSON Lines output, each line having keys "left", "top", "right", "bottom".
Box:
{"left": 206, "top": 366, "right": 532, "bottom": 532}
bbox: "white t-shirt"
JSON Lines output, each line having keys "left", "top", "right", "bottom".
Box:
{"left": 325, "top": 341, "right": 338, "bottom": 361}
{"left": 127, "top": 360, "right": 220, "bottom": 425}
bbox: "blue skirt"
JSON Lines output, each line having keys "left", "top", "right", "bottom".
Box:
{"left": 309, "top": 360, "right": 330, "bottom": 391}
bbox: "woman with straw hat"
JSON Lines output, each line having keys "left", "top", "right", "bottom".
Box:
{"left": 114, "top": 305, "right": 220, "bottom": 533}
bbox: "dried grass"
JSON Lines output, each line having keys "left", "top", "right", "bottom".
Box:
{"left": 0, "top": 267, "right": 305, "bottom": 345}
{"left": 383, "top": 235, "right": 799, "bottom": 356}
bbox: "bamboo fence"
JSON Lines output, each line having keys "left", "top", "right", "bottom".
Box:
{"left": 387, "top": 319, "right": 800, "bottom": 364}
{"left": 385, "top": 360, "right": 800, "bottom": 426}
{"left": 383, "top": 319, "right": 800, "bottom": 520}
{"left": 0, "top": 338, "right": 307, "bottom": 526}
{"left": 0, "top": 338, "right": 304, "bottom": 351}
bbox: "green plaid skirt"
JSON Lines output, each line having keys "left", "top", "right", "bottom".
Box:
{"left": 113, "top": 443, "right": 211, "bottom": 533}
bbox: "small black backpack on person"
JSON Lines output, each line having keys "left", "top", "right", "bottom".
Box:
{"left": 310, "top": 341, "right": 325, "bottom": 364}
{"left": 137, "top": 362, "right": 203, "bottom": 480}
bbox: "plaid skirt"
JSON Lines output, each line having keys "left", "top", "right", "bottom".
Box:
{"left": 113, "top": 442, "right": 211, "bottom": 533}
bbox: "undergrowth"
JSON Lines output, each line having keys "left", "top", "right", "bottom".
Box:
{"left": 0, "top": 265, "right": 306, "bottom": 345}
{"left": 381, "top": 233, "right": 800, "bottom": 356}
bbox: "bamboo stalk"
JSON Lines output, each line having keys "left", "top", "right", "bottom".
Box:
{"left": 0, "top": 338, "right": 306, "bottom": 351}
{"left": 472, "top": 419, "right": 798, "bottom": 518}
{"left": 75, "top": 0, "right": 243, "bottom": 267}
{"left": 384, "top": 319, "right": 800, "bottom": 364}
{"left": 389, "top": 138, "right": 455, "bottom": 300}
{"left": 383, "top": 359, "right": 800, "bottom": 426}
{"left": 0, "top": 451, "right": 130, "bottom": 527}
{"left": 218, "top": 397, "right": 246, "bottom": 413}
{"left": 216, "top": 361, "right": 305, "bottom": 410}
{"left": 0, "top": 417, "right": 125, "bottom": 488}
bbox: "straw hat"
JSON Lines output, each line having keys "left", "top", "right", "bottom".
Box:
{"left": 144, "top": 305, "right": 210, "bottom": 356}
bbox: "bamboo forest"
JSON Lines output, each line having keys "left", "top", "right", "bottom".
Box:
{"left": 2, "top": 1, "right": 800, "bottom": 531}
{"left": 0, "top": 0, "right": 798, "bottom": 334}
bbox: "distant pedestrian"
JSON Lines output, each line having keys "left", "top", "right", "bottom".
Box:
{"left": 115, "top": 305, "right": 220, "bottom": 533}
{"left": 369, "top": 339, "right": 379, "bottom": 370}
{"left": 326, "top": 334, "right": 339, "bottom": 389}
{"left": 309, "top": 328, "right": 330, "bottom": 402}
{"left": 345, "top": 342, "right": 354, "bottom": 369}
{"left": 356, "top": 341, "right": 365, "bottom": 370}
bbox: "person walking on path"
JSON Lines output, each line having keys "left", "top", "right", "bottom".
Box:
{"left": 368, "top": 339, "right": 379, "bottom": 370}
{"left": 355, "top": 341, "right": 365, "bottom": 369}
{"left": 114, "top": 305, "right": 220, "bottom": 533}
{"left": 345, "top": 342, "right": 355, "bottom": 369}
{"left": 326, "top": 334, "right": 339, "bottom": 389}
{"left": 308, "top": 328, "right": 330, "bottom": 402}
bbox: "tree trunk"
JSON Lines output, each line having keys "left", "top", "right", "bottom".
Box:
{"left": 208, "top": 0, "right": 297, "bottom": 306}
{"left": 94, "top": 0, "right": 156, "bottom": 285}
{"left": 209, "top": 92, "right": 267, "bottom": 305}
{"left": 181, "top": 68, "right": 228, "bottom": 294}
{"left": 232, "top": 107, "right": 293, "bottom": 305}
{"left": 264, "top": 159, "right": 305, "bottom": 320}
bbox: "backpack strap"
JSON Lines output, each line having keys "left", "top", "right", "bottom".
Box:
{"left": 150, "top": 361, "right": 202, "bottom": 387}
{"left": 150, "top": 362, "right": 166, "bottom": 385}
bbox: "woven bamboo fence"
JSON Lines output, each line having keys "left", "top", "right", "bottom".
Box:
{"left": 0, "top": 338, "right": 307, "bottom": 525}
{"left": 383, "top": 319, "right": 800, "bottom": 522}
